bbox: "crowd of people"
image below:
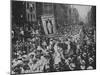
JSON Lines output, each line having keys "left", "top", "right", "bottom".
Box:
{"left": 11, "top": 23, "right": 96, "bottom": 74}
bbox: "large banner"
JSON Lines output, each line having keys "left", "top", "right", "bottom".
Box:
{"left": 41, "top": 15, "right": 56, "bottom": 35}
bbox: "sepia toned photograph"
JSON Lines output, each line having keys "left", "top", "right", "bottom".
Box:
{"left": 11, "top": 0, "right": 96, "bottom": 74}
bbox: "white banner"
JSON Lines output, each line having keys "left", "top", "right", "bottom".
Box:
{"left": 41, "top": 15, "right": 56, "bottom": 35}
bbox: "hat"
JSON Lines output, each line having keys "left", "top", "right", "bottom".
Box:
{"left": 87, "top": 66, "right": 93, "bottom": 70}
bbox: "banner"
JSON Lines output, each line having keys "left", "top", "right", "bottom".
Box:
{"left": 41, "top": 15, "right": 56, "bottom": 35}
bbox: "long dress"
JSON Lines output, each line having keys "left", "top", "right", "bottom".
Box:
{"left": 53, "top": 43, "right": 61, "bottom": 65}
{"left": 47, "top": 21, "right": 52, "bottom": 34}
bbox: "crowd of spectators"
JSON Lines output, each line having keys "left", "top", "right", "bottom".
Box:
{"left": 11, "top": 23, "right": 96, "bottom": 74}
